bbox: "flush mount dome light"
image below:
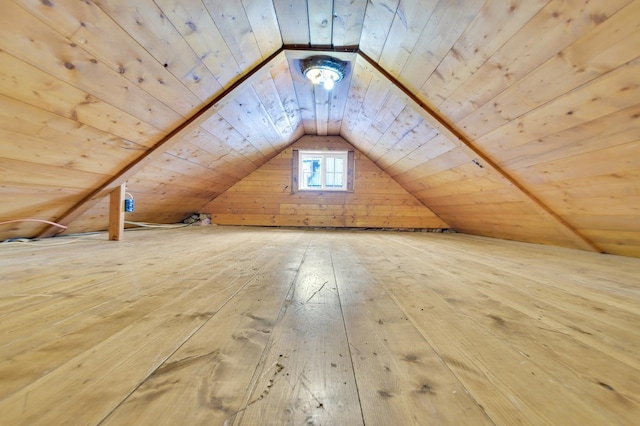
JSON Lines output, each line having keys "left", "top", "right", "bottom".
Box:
{"left": 300, "top": 56, "right": 347, "bottom": 90}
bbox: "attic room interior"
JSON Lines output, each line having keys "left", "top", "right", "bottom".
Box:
{"left": 1, "top": 0, "right": 639, "bottom": 424}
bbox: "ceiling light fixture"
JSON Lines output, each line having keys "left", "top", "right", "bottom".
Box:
{"left": 300, "top": 56, "right": 347, "bottom": 91}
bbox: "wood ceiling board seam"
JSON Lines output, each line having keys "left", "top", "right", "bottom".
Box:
{"left": 307, "top": 0, "right": 334, "bottom": 45}
{"left": 314, "top": 83, "right": 330, "bottom": 136}
{"left": 218, "top": 96, "right": 281, "bottom": 157}
{"left": 16, "top": 0, "right": 204, "bottom": 116}
{"left": 475, "top": 57, "right": 640, "bottom": 159}
{"left": 201, "top": 0, "right": 264, "bottom": 71}
{"left": 340, "top": 57, "right": 376, "bottom": 143}
{"left": 153, "top": 0, "right": 243, "bottom": 89}
{"left": 458, "top": 1, "right": 640, "bottom": 141}
{"left": 326, "top": 58, "right": 354, "bottom": 135}
{"left": 91, "top": 0, "right": 222, "bottom": 102}
{"left": 331, "top": 0, "right": 368, "bottom": 46}
{"left": 358, "top": 0, "right": 401, "bottom": 61}
{"left": 272, "top": 0, "right": 311, "bottom": 45}
{"left": 0, "top": 94, "right": 149, "bottom": 156}
{"left": 377, "top": 0, "right": 440, "bottom": 77}
{"left": 240, "top": 0, "right": 283, "bottom": 59}
{"left": 435, "top": 0, "right": 633, "bottom": 123}
{"left": 357, "top": 50, "right": 602, "bottom": 253}
{"left": 376, "top": 122, "right": 441, "bottom": 171}
{"left": 396, "top": 0, "right": 486, "bottom": 94}
{"left": 418, "top": 0, "right": 551, "bottom": 108}
{"left": 37, "top": 47, "right": 287, "bottom": 238}
{"left": 252, "top": 71, "right": 297, "bottom": 141}
{"left": 0, "top": 50, "right": 167, "bottom": 147}
{"left": 269, "top": 58, "right": 306, "bottom": 138}
{"left": 214, "top": 103, "right": 271, "bottom": 161}
{"left": 366, "top": 106, "right": 424, "bottom": 164}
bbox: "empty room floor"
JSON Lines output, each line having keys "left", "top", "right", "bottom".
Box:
{"left": 1, "top": 226, "right": 639, "bottom": 425}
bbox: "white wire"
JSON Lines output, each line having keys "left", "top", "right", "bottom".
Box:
{"left": 124, "top": 221, "right": 191, "bottom": 229}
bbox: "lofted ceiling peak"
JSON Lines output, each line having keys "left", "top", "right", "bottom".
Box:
{"left": 1, "top": 1, "right": 639, "bottom": 257}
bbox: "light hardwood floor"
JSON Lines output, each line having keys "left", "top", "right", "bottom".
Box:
{"left": 1, "top": 226, "right": 639, "bottom": 425}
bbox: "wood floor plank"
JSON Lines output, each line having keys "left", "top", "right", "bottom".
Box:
{"left": 102, "top": 231, "right": 309, "bottom": 425}
{"left": 236, "top": 238, "right": 363, "bottom": 425}
{"left": 0, "top": 232, "right": 270, "bottom": 400}
{"left": 329, "top": 234, "right": 493, "bottom": 425}
{"left": 0, "top": 226, "right": 638, "bottom": 425}
{"left": 0, "top": 228, "right": 295, "bottom": 424}
{"left": 352, "top": 232, "right": 640, "bottom": 424}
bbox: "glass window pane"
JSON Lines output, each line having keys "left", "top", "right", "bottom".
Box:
{"left": 298, "top": 151, "right": 349, "bottom": 191}
{"left": 326, "top": 158, "right": 335, "bottom": 172}
{"left": 302, "top": 157, "right": 322, "bottom": 188}
{"left": 326, "top": 173, "right": 335, "bottom": 186}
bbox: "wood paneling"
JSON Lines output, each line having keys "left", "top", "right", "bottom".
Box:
{"left": 1, "top": 0, "right": 639, "bottom": 257}
{"left": 205, "top": 136, "right": 448, "bottom": 229}
{"left": 340, "top": 56, "right": 597, "bottom": 251}
{"left": 1, "top": 227, "right": 639, "bottom": 423}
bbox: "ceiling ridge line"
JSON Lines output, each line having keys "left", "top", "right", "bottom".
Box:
{"left": 355, "top": 49, "right": 602, "bottom": 254}
{"left": 37, "top": 46, "right": 288, "bottom": 239}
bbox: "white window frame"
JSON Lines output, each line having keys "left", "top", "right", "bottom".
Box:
{"left": 298, "top": 150, "right": 349, "bottom": 191}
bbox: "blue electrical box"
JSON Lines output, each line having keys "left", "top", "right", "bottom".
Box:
{"left": 124, "top": 198, "right": 134, "bottom": 212}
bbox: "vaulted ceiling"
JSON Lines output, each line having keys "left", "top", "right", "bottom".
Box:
{"left": 1, "top": 0, "right": 639, "bottom": 257}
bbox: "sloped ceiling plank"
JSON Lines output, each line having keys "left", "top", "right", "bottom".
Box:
{"left": 153, "top": 0, "right": 243, "bottom": 88}
{"left": 375, "top": 120, "right": 440, "bottom": 170}
{"left": 376, "top": 0, "right": 440, "bottom": 76}
{"left": 252, "top": 73, "right": 300, "bottom": 141}
{"left": 359, "top": 0, "right": 400, "bottom": 61}
{"left": 340, "top": 55, "right": 375, "bottom": 141}
{"left": 360, "top": 93, "right": 406, "bottom": 155}
{"left": 434, "top": 0, "right": 631, "bottom": 123}
{"left": 314, "top": 85, "right": 331, "bottom": 135}
{"left": 287, "top": 56, "right": 318, "bottom": 134}
{"left": 499, "top": 105, "right": 640, "bottom": 171}
{"left": 418, "top": 0, "right": 550, "bottom": 107}
{"left": 391, "top": 144, "right": 471, "bottom": 182}
{"left": 92, "top": 0, "right": 222, "bottom": 102}
{"left": 459, "top": 0, "right": 640, "bottom": 140}
{"left": 273, "top": 0, "right": 310, "bottom": 45}
{"left": 37, "top": 48, "right": 287, "bottom": 238}
{"left": 200, "top": 113, "right": 270, "bottom": 164}
{"left": 0, "top": 3, "right": 183, "bottom": 131}
{"left": 218, "top": 96, "right": 281, "bottom": 157}
{"left": 0, "top": 53, "right": 165, "bottom": 147}
{"left": 240, "top": 0, "right": 283, "bottom": 58}
{"left": 326, "top": 62, "right": 353, "bottom": 134}
{"left": 331, "top": 0, "right": 368, "bottom": 46}
{"left": 17, "top": 0, "right": 202, "bottom": 117}
{"left": 170, "top": 131, "right": 258, "bottom": 179}
{"left": 308, "top": 0, "right": 334, "bottom": 45}
{"left": 353, "top": 53, "right": 601, "bottom": 252}
{"left": 269, "top": 58, "right": 306, "bottom": 140}
{"left": 391, "top": 0, "right": 486, "bottom": 91}
{"left": 201, "top": 0, "right": 265, "bottom": 70}
{"left": 365, "top": 106, "right": 423, "bottom": 164}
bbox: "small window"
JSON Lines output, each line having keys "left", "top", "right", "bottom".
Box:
{"left": 292, "top": 150, "right": 354, "bottom": 192}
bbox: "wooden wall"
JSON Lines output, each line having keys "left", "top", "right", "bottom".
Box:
{"left": 353, "top": 0, "right": 640, "bottom": 257}
{"left": 1, "top": 0, "right": 639, "bottom": 257}
{"left": 204, "top": 136, "right": 448, "bottom": 229}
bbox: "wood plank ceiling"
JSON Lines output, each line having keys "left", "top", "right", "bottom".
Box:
{"left": 0, "top": 0, "right": 639, "bottom": 257}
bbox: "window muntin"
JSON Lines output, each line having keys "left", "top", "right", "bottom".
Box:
{"left": 298, "top": 151, "right": 348, "bottom": 191}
